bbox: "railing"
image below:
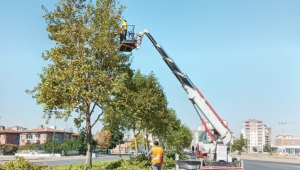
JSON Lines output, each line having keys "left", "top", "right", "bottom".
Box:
{"left": 125, "top": 25, "right": 135, "bottom": 40}
{"left": 22, "top": 139, "right": 40, "bottom": 143}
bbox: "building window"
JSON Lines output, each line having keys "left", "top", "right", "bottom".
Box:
{"left": 14, "top": 134, "right": 19, "bottom": 141}
{"left": 35, "top": 134, "right": 40, "bottom": 139}
{"left": 26, "top": 134, "right": 32, "bottom": 139}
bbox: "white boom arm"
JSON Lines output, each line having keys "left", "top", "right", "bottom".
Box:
{"left": 134, "top": 29, "right": 232, "bottom": 153}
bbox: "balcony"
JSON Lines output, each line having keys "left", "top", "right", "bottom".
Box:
{"left": 22, "top": 138, "right": 40, "bottom": 144}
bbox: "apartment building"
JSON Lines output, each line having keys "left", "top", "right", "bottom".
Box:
{"left": 264, "top": 125, "right": 271, "bottom": 146}
{"left": 19, "top": 125, "right": 76, "bottom": 145}
{"left": 241, "top": 119, "right": 271, "bottom": 152}
{"left": 0, "top": 126, "right": 27, "bottom": 146}
{"left": 191, "top": 130, "right": 199, "bottom": 147}
{"left": 0, "top": 125, "right": 78, "bottom": 146}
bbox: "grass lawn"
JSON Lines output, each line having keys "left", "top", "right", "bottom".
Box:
{"left": 52, "top": 159, "right": 175, "bottom": 170}
{"left": 53, "top": 160, "right": 118, "bottom": 169}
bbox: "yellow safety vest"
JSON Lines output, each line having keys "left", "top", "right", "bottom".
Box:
{"left": 151, "top": 146, "right": 163, "bottom": 163}
{"left": 121, "top": 20, "right": 127, "bottom": 30}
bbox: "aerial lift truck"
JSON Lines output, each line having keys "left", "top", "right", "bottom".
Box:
{"left": 119, "top": 26, "right": 243, "bottom": 170}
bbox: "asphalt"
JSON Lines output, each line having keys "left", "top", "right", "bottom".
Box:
{"left": 182, "top": 151, "right": 300, "bottom": 170}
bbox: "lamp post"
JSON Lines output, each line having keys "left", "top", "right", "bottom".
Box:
{"left": 279, "top": 122, "right": 286, "bottom": 155}
{"left": 127, "top": 134, "right": 129, "bottom": 153}
{"left": 52, "top": 118, "right": 56, "bottom": 156}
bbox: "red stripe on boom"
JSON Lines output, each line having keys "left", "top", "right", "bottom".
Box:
{"left": 195, "top": 88, "right": 205, "bottom": 98}
{"left": 205, "top": 101, "right": 229, "bottom": 129}
{"left": 200, "top": 118, "right": 215, "bottom": 142}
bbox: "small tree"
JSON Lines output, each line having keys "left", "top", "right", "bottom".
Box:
{"left": 263, "top": 144, "right": 271, "bottom": 153}
{"left": 231, "top": 134, "right": 247, "bottom": 154}
{"left": 94, "top": 129, "right": 111, "bottom": 150}
{"left": 130, "top": 133, "right": 149, "bottom": 151}
{"left": 108, "top": 130, "right": 124, "bottom": 155}
{"left": 252, "top": 146, "right": 258, "bottom": 152}
{"left": 76, "top": 127, "right": 97, "bottom": 154}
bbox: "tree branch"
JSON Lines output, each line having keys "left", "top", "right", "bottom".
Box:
{"left": 90, "top": 100, "right": 98, "bottom": 116}
{"left": 91, "top": 111, "right": 103, "bottom": 128}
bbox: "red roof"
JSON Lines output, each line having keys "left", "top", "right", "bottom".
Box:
{"left": 0, "top": 129, "right": 20, "bottom": 134}
{"left": 20, "top": 127, "right": 75, "bottom": 134}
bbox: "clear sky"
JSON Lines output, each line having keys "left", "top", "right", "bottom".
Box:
{"left": 0, "top": 0, "right": 300, "bottom": 140}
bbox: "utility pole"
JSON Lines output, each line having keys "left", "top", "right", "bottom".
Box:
{"left": 279, "top": 122, "right": 286, "bottom": 156}
{"left": 52, "top": 118, "right": 56, "bottom": 156}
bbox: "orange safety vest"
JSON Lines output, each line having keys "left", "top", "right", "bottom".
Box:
{"left": 151, "top": 146, "right": 163, "bottom": 163}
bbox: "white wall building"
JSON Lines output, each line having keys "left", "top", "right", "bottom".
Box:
{"left": 241, "top": 119, "right": 271, "bottom": 152}
{"left": 191, "top": 130, "right": 199, "bottom": 147}
{"left": 273, "top": 135, "right": 300, "bottom": 154}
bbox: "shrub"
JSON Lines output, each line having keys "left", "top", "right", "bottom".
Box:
{"left": 18, "top": 143, "right": 37, "bottom": 151}
{"left": 0, "top": 156, "right": 50, "bottom": 170}
{"left": 164, "top": 150, "right": 189, "bottom": 160}
{"left": 0, "top": 151, "right": 181, "bottom": 170}
{"left": 0, "top": 144, "right": 18, "bottom": 154}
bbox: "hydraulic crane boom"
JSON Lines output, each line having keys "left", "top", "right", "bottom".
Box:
{"left": 134, "top": 29, "right": 232, "bottom": 154}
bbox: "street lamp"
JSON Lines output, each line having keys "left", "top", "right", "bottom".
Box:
{"left": 279, "top": 122, "right": 286, "bottom": 155}
{"left": 52, "top": 118, "right": 56, "bottom": 156}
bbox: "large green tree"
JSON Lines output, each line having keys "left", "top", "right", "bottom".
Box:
{"left": 166, "top": 124, "right": 193, "bottom": 149}
{"left": 27, "top": 0, "right": 130, "bottom": 166}
{"left": 102, "top": 70, "right": 168, "bottom": 156}
{"left": 155, "top": 108, "right": 181, "bottom": 149}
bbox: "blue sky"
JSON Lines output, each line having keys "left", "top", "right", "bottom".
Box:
{"left": 0, "top": 0, "right": 300, "bottom": 140}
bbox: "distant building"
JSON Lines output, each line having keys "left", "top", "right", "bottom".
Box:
{"left": 19, "top": 125, "right": 76, "bottom": 145}
{"left": 0, "top": 125, "right": 78, "bottom": 146}
{"left": 191, "top": 130, "right": 199, "bottom": 147}
{"left": 241, "top": 119, "right": 271, "bottom": 152}
{"left": 0, "top": 126, "right": 27, "bottom": 146}
{"left": 272, "top": 135, "right": 300, "bottom": 154}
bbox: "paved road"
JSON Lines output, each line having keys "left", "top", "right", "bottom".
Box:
{"left": 243, "top": 160, "right": 300, "bottom": 170}
{"left": 185, "top": 152, "right": 300, "bottom": 170}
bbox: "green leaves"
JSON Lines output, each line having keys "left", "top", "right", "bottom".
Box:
{"left": 27, "top": 0, "right": 131, "bottom": 166}
{"left": 231, "top": 134, "right": 247, "bottom": 153}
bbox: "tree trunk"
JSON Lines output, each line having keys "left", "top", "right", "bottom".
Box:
{"left": 85, "top": 116, "right": 92, "bottom": 166}
{"left": 118, "top": 137, "right": 122, "bottom": 159}
{"left": 145, "top": 133, "right": 149, "bottom": 152}
{"left": 134, "top": 136, "right": 138, "bottom": 156}
{"left": 133, "top": 129, "right": 138, "bottom": 157}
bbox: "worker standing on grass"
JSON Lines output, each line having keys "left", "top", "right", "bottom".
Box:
{"left": 147, "top": 141, "right": 164, "bottom": 170}
{"left": 116, "top": 17, "right": 127, "bottom": 42}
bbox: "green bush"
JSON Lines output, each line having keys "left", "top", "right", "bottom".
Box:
{"left": 18, "top": 144, "right": 37, "bottom": 151}
{"left": 0, "top": 156, "right": 50, "bottom": 170}
{"left": 164, "top": 150, "right": 189, "bottom": 160}
{"left": 0, "top": 151, "right": 181, "bottom": 170}
{"left": 1, "top": 144, "right": 18, "bottom": 154}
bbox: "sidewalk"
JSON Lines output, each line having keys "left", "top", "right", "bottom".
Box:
{"left": 233, "top": 153, "right": 300, "bottom": 164}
